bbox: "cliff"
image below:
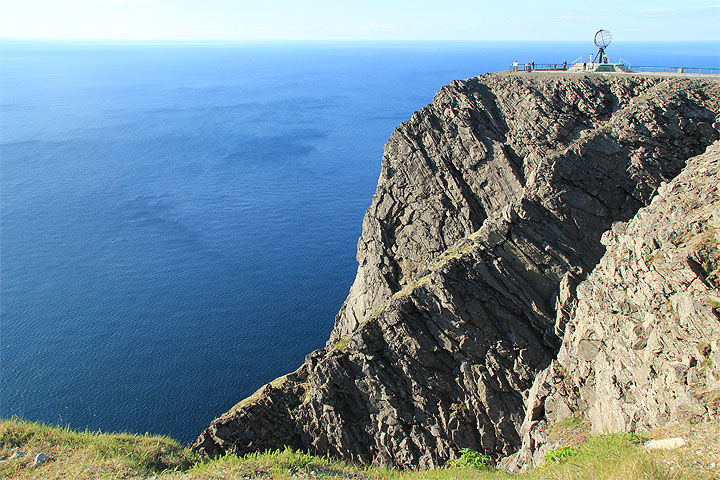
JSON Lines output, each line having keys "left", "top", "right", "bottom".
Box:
{"left": 509, "top": 139, "right": 720, "bottom": 470}
{"left": 193, "top": 72, "right": 720, "bottom": 469}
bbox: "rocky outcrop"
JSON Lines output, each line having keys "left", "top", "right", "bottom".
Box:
{"left": 510, "top": 140, "right": 720, "bottom": 470}
{"left": 329, "top": 73, "right": 720, "bottom": 346}
{"left": 194, "top": 366, "right": 309, "bottom": 457}
{"left": 195, "top": 73, "right": 720, "bottom": 469}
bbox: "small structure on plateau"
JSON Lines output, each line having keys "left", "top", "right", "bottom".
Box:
{"left": 594, "top": 29, "right": 612, "bottom": 63}
{"left": 566, "top": 29, "right": 630, "bottom": 72}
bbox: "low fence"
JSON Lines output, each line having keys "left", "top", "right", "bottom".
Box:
{"left": 528, "top": 63, "right": 567, "bottom": 71}
{"left": 510, "top": 63, "right": 566, "bottom": 72}
{"left": 631, "top": 65, "right": 720, "bottom": 75}
{"left": 510, "top": 63, "right": 720, "bottom": 75}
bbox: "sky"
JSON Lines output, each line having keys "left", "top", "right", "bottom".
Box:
{"left": 1, "top": 0, "right": 719, "bottom": 42}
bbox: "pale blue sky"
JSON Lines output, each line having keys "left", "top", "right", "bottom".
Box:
{"left": 1, "top": 0, "right": 719, "bottom": 41}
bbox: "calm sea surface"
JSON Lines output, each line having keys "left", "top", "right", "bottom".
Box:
{"left": 1, "top": 40, "right": 718, "bottom": 443}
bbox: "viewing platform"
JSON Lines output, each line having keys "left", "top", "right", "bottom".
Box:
{"left": 508, "top": 30, "right": 718, "bottom": 77}
{"left": 509, "top": 61, "right": 719, "bottom": 77}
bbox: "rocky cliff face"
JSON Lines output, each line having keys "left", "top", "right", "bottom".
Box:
{"left": 194, "top": 72, "right": 720, "bottom": 469}
{"left": 329, "top": 73, "right": 719, "bottom": 347}
{"left": 509, "top": 140, "right": 720, "bottom": 470}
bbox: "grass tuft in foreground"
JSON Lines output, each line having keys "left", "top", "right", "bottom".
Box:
{"left": 0, "top": 416, "right": 194, "bottom": 479}
{"left": 1, "top": 417, "right": 718, "bottom": 479}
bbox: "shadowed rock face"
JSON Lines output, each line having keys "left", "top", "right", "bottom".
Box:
{"left": 194, "top": 72, "right": 720, "bottom": 469}
{"left": 509, "top": 141, "right": 720, "bottom": 471}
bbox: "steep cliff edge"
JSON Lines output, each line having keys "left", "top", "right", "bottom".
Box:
{"left": 194, "top": 73, "right": 720, "bottom": 469}
{"left": 329, "top": 73, "right": 719, "bottom": 346}
{"left": 509, "top": 140, "right": 720, "bottom": 470}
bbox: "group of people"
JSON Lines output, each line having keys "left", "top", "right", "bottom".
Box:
{"left": 512, "top": 60, "right": 532, "bottom": 71}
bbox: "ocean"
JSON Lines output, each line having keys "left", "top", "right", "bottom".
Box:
{"left": 1, "top": 40, "right": 718, "bottom": 444}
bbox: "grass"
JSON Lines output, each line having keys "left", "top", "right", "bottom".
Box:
{"left": 332, "top": 336, "right": 350, "bottom": 352}
{"left": 450, "top": 402, "right": 469, "bottom": 417}
{"left": 446, "top": 449, "right": 492, "bottom": 470}
{"left": 393, "top": 275, "right": 432, "bottom": 300}
{"left": 709, "top": 297, "right": 720, "bottom": 315}
{"left": 530, "top": 433, "right": 656, "bottom": 479}
{"left": 546, "top": 416, "right": 591, "bottom": 447}
{"left": 1, "top": 417, "right": 718, "bottom": 480}
{"left": 227, "top": 373, "right": 292, "bottom": 414}
{"left": 541, "top": 446, "right": 576, "bottom": 467}
{"left": 0, "top": 417, "right": 194, "bottom": 479}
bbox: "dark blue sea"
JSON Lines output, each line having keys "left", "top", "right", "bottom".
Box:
{"left": 1, "top": 40, "right": 718, "bottom": 444}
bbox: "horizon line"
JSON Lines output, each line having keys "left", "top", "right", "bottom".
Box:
{"left": 2, "top": 36, "right": 719, "bottom": 43}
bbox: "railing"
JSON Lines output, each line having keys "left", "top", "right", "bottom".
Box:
{"left": 631, "top": 65, "right": 720, "bottom": 75}
{"left": 509, "top": 62, "right": 720, "bottom": 75}
{"left": 618, "top": 58, "right": 631, "bottom": 69}
{"left": 509, "top": 63, "right": 567, "bottom": 72}
{"left": 529, "top": 63, "right": 568, "bottom": 71}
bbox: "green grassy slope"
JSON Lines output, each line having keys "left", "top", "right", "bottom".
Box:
{"left": 1, "top": 418, "right": 718, "bottom": 480}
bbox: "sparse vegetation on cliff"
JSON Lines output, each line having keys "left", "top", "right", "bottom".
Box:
{"left": 2, "top": 418, "right": 719, "bottom": 480}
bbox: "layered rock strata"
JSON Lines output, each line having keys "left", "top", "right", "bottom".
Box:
{"left": 329, "top": 73, "right": 720, "bottom": 346}
{"left": 195, "top": 73, "right": 720, "bottom": 469}
{"left": 510, "top": 140, "right": 720, "bottom": 470}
